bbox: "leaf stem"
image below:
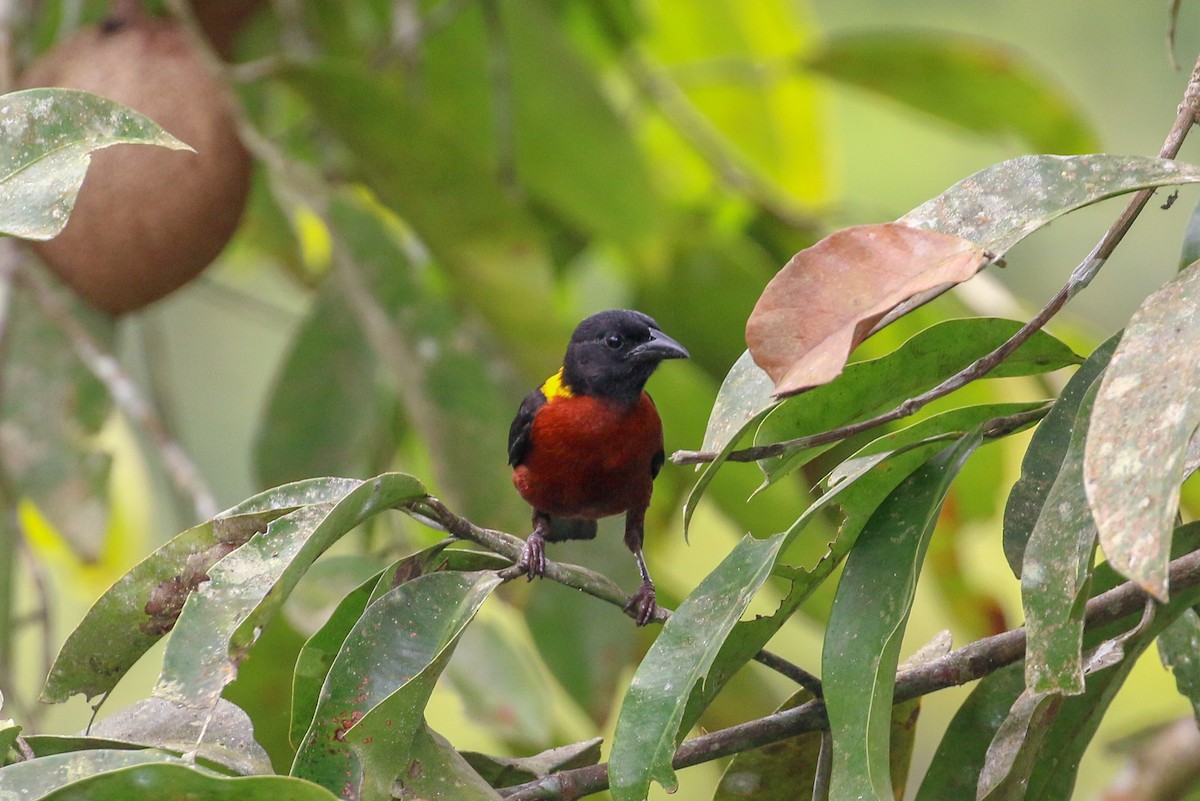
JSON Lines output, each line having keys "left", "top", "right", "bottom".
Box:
{"left": 671, "top": 54, "right": 1200, "bottom": 468}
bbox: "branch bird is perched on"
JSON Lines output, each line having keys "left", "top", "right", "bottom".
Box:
{"left": 508, "top": 309, "right": 689, "bottom": 625}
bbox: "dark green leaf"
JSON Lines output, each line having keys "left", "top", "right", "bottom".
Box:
{"left": 807, "top": 31, "right": 1097, "bottom": 153}
{"left": 902, "top": 154, "right": 1200, "bottom": 256}
{"left": 1180, "top": 196, "right": 1200, "bottom": 271}
{"left": 976, "top": 691, "right": 1064, "bottom": 801}
{"left": 394, "top": 725, "right": 502, "bottom": 800}
{"left": 1003, "top": 333, "right": 1120, "bottom": 576}
{"left": 824, "top": 432, "right": 981, "bottom": 801}
{"left": 35, "top": 762, "right": 340, "bottom": 801}
{"left": 1159, "top": 609, "right": 1200, "bottom": 723}
{"left": 153, "top": 474, "right": 426, "bottom": 710}
{"left": 609, "top": 532, "right": 786, "bottom": 801}
{"left": 1084, "top": 264, "right": 1200, "bottom": 600}
{"left": 292, "top": 571, "right": 500, "bottom": 801}
{"left": 41, "top": 477, "right": 354, "bottom": 703}
{"left": 0, "top": 88, "right": 190, "bottom": 239}
{"left": 755, "top": 318, "right": 1076, "bottom": 486}
{"left": 914, "top": 664, "right": 1024, "bottom": 801}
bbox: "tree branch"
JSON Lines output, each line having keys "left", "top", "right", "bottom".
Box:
{"left": 406, "top": 496, "right": 824, "bottom": 696}
{"left": 501, "top": 546, "right": 1200, "bottom": 800}
{"left": 671, "top": 54, "right": 1200, "bottom": 468}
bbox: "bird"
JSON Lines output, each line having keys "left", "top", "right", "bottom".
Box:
{"left": 508, "top": 309, "right": 689, "bottom": 626}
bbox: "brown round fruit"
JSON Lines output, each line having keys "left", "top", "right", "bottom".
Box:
{"left": 20, "top": 12, "right": 252, "bottom": 315}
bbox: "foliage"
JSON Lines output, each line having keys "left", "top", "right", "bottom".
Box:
{"left": 4, "top": 2, "right": 1200, "bottom": 801}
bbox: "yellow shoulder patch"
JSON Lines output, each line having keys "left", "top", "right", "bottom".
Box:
{"left": 540, "top": 368, "right": 575, "bottom": 401}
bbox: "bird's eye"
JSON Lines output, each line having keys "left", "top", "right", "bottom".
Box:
{"left": 605, "top": 333, "right": 624, "bottom": 350}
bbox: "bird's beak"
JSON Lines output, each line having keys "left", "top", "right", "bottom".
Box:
{"left": 634, "top": 328, "right": 690, "bottom": 361}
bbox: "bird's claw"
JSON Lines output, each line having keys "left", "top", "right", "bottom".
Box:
{"left": 517, "top": 534, "right": 547, "bottom": 581}
{"left": 624, "top": 581, "right": 657, "bottom": 626}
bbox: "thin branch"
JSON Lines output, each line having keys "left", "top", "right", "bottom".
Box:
{"left": 406, "top": 496, "right": 823, "bottom": 693}
{"left": 671, "top": 54, "right": 1200, "bottom": 468}
{"left": 12, "top": 263, "right": 219, "bottom": 520}
{"left": 501, "top": 546, "right": 1200, "bottom": 801}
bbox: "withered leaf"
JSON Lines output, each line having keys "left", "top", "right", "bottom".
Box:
{"left": 746, "top": 223, "right": 988, "bottom": 397}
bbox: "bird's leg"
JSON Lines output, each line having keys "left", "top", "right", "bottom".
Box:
{"left": 623, "top": 507, "right": 657, "bottom": 626}
{"left": 517, "top": 510, "right": 551, "bottom": 580}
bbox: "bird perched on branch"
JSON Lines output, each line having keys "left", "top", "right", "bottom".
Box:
{"left": 508, "top": 309, "right": 689, "bottom": 625}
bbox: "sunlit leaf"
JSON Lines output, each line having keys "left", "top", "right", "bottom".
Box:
{"left": 0, "top": 88, "right": 191, "bottom": 239}
{"left": 824, "top": 432, "right": 981, "bottom": 801}
{"left": 747, "top": 223, "right": 989, "bottom": 396}
{"left": 292, "top": 571, "right": 500, "bottom": 801}
{"left": 1003, "top": 333, "right": 1120, "bottom": 576}
{"left": 755, "top": 318, "right": 1077, "bottom": 487}
{"left": 153, "top": 474, "right": 426, "bottom": 710}
{"left": 902, "top": 154, "right": 1200, "bottom": 256}
{"left": 1021, "top": 383, "right": 1101, "bottom": 695}
{"left": 41, "top": 478, "right": 355, "bottom": 704}
{"left": 1084, "top": 263, "right": 1200, "bottom": 600}
{"left": 609, "top": 532, "right": 786, "bottom": 801}
{"left": 807, "top": 31, "right": 1098, "bottom": 153}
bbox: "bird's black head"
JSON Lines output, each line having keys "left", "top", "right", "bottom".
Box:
{"left": 561, "top": 310, "right": 689, "bottom": 403}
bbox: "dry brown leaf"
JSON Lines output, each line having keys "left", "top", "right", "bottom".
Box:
{"left": 746, "top": 222, "right": 989, "bottom": 397}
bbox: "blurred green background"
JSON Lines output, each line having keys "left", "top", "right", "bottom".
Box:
{"left": 8, "top": 0, "right": 1200, "bottom": 798}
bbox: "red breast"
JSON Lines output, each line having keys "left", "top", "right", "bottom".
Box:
{"left": 512, "top": 392, "right": 663, "bottom": 519}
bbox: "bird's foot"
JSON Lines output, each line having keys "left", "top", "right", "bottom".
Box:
{"left": 516, "top": 532, "right": 547, "bottom": 581}
{"left": 624, "top": 580, "right": 657, "bottom": 626}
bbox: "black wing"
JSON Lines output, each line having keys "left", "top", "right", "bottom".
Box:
{"left": 647, "top": 392, "right": 665, "bottom": 479}
{"left": 507, "top": 388, "right": 546, "bottom": 467}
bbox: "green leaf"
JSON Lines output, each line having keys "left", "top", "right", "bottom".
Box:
{"left": 1, "top": 279, "right": 113, "bottom": 560}
{"left": 976, "top": 690, "right": 1065, "bottom": 801}
{"left": 683, "top": 405, "right": 1023, "bottom": 734}
{"left": 1020, "top": 381, "right": 1101, "bottom": 695}
{"left": 254, "top": 272, "right": 386, "bottom": 487}
{"left": 902, "top": 154, "right": 1200, "bottom": 256}
{"left": 34, "top": 762, "right": 341, "bottom": 801}
{"left": 807, "top": 31, "right": 1097, "bottom": 154}
{"left": 281, "top": 61, "right": 560, "bottom": 375}
{"left": 914, "top": 664, "right": 1025, "bottom": 801}
{"left": 608, "top": 531, "right": 786, "bottom": 801}
{"left": 824, "top": 432, "right": 981, "bottom": 801}
{"left": 1180, "top": 196, "right": 1200, "bottom": 271}
{"left": 1084, "top": 264, "right": 1200, "bottom": 600}
{"left": 755, "top": 318, "right": 1076, "bottom": 486}
{"left": 84, "top": 697, "right": 271, "bottom": 776}
{"left": 713, "top": 691, "right": 919, "bottom": 801}
{"left": 395, "top": 726, "right": 503, "bottom": 800}
{"left": 0, "top": 749, "right": 184, "bottom": 799}
{"left": 41, "top": 477, "right": 355, "bottom": 703}
{"left": 0, "top": 88, "right": 192, "bottom": 239}
{"left": 683, "top": 350, "right": 779, "bottom": 534}
{"left": 1003, "top": 333, "right": 1120, "bottom": 576}
{"left": 292, "top": 571, "right": 500, "bottom": 801}
{"left": 1159, "top": 609, "right": 1200, "bottom": 724}
{"left": 153, "top": 473, "right": 426, "bottom": 709}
